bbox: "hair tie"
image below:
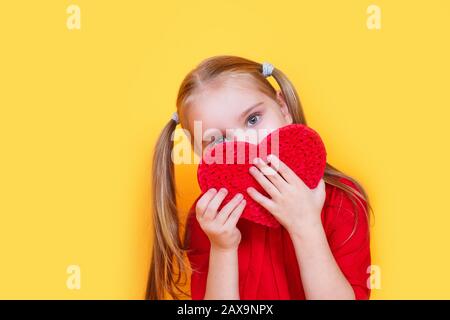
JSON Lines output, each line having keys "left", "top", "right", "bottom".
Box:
{"left": 171, "top": 111, "right": 179, "bottom": 124}
{"left": 261, "top": 62, "right": 274, "bottom": 78}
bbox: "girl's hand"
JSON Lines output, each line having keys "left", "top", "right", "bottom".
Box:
{"left": 246, "top": 154, "right": 326, "bottom": 236}
{"left": 196, "top": 188, "right": 247, "bottom": 251}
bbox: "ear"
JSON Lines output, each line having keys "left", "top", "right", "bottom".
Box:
{"left": 276, "top": 91, "right": 293, "bottom": 124}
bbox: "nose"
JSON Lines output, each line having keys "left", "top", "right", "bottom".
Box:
{"left": 225, "top": 128, "right": 257, "bottom": 145}
{"left": 227, "top": 128, "right": 274, "bottom": 145}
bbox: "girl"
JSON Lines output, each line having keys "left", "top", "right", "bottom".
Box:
{"left": 146, "top": 55, "right": 373, "bottom": 300}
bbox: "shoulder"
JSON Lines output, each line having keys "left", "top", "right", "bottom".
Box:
{"left": 323, "top": 178, "right": 372, "bottom": 299}
{"left": 186, "top": 193, "right": 202, "bottom": 226}
{"left": 322, "top": 176, "right": 370, "bottom": 250}
{"left": 183, "top": 193, "right": 209, "bottom": 251}
{"left": 324, "top": 176, "right": 367, "bottom": 218}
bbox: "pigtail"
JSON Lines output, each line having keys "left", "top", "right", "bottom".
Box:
{"left": 270, "top": 67, "right": 307, "bottom": 125}
{"left": 268, "top": 62, "right": 374, "bottom": 242}
{"left": 146, "top": 118, "right": 190, "bottom": 300}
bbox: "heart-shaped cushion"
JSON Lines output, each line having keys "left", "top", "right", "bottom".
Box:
{"left": 197, "top": 123, "right": 327, "bottom": 228}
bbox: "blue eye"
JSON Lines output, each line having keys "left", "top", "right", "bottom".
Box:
{"left": 247, "top": 113, "right": 261, "bottom": 126}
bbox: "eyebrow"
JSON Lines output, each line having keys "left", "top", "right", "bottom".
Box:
{"left": 239, "top": 101, "right": 264, "bottom": 120}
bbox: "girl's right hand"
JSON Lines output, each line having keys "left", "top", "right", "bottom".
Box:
{"left": 195, "top": 188, "right": 247, "bottom": 251}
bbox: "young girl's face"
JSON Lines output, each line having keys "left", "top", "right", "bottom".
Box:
{"left": 185, "top": 76, "right": 293, "bottom": 157}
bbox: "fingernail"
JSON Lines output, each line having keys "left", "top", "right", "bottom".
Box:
{"left": 249, "top": 166, "right": 256, "bottom": 173}
{"left": 236, "top": 193, "right": 243, "bottom": 200}
{"left": 220, "top": 188, "right": 228, "bottom": 194}
{"left": 210, "top": 188, "right": 217, "bottom": 193}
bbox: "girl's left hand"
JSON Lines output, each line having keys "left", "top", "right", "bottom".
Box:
{"left": 246, "top": 154, "right": 326, "bottom": 236}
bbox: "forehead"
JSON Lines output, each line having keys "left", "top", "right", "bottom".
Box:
{"left": 186, "top": 77, "right": 267, "bottom": 131}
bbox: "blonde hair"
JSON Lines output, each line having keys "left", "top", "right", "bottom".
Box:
{"left": 146, "top": 55, "right": 374, "bottom": 299}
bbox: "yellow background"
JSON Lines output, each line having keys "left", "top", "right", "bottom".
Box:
{"left": 1, "top": 0, "right": 449, "bottom": 299}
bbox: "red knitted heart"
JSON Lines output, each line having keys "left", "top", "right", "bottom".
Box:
{"left": 197, "top": 123, "right": 327, "bottom": 228}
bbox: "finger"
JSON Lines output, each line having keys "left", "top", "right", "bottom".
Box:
{"left": 249, "top": 165, "right": 280, "bottom": 199}
{"left": 246, "top": 186, "right": 276, "bottom": 214}
{"left": 267, "top": 154, "right": 300, "bottom": 186}
{"left": 196, "top": 188, "right": 218, "bottom": 221}
{"left": 203, "top": 188, "right": 228, "bottom": 220}
{"left": 224, "top": 199, "right": 246, "bottom": 228}
{"left": 215, "top": 193, "right": 244, "bottom": 225}
{"left": 252, "top": 157, "right": 288, "bottom": 191}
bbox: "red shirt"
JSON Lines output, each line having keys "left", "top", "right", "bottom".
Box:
{"left": 184, "top": 177, "right": 371, "bottom": 300}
